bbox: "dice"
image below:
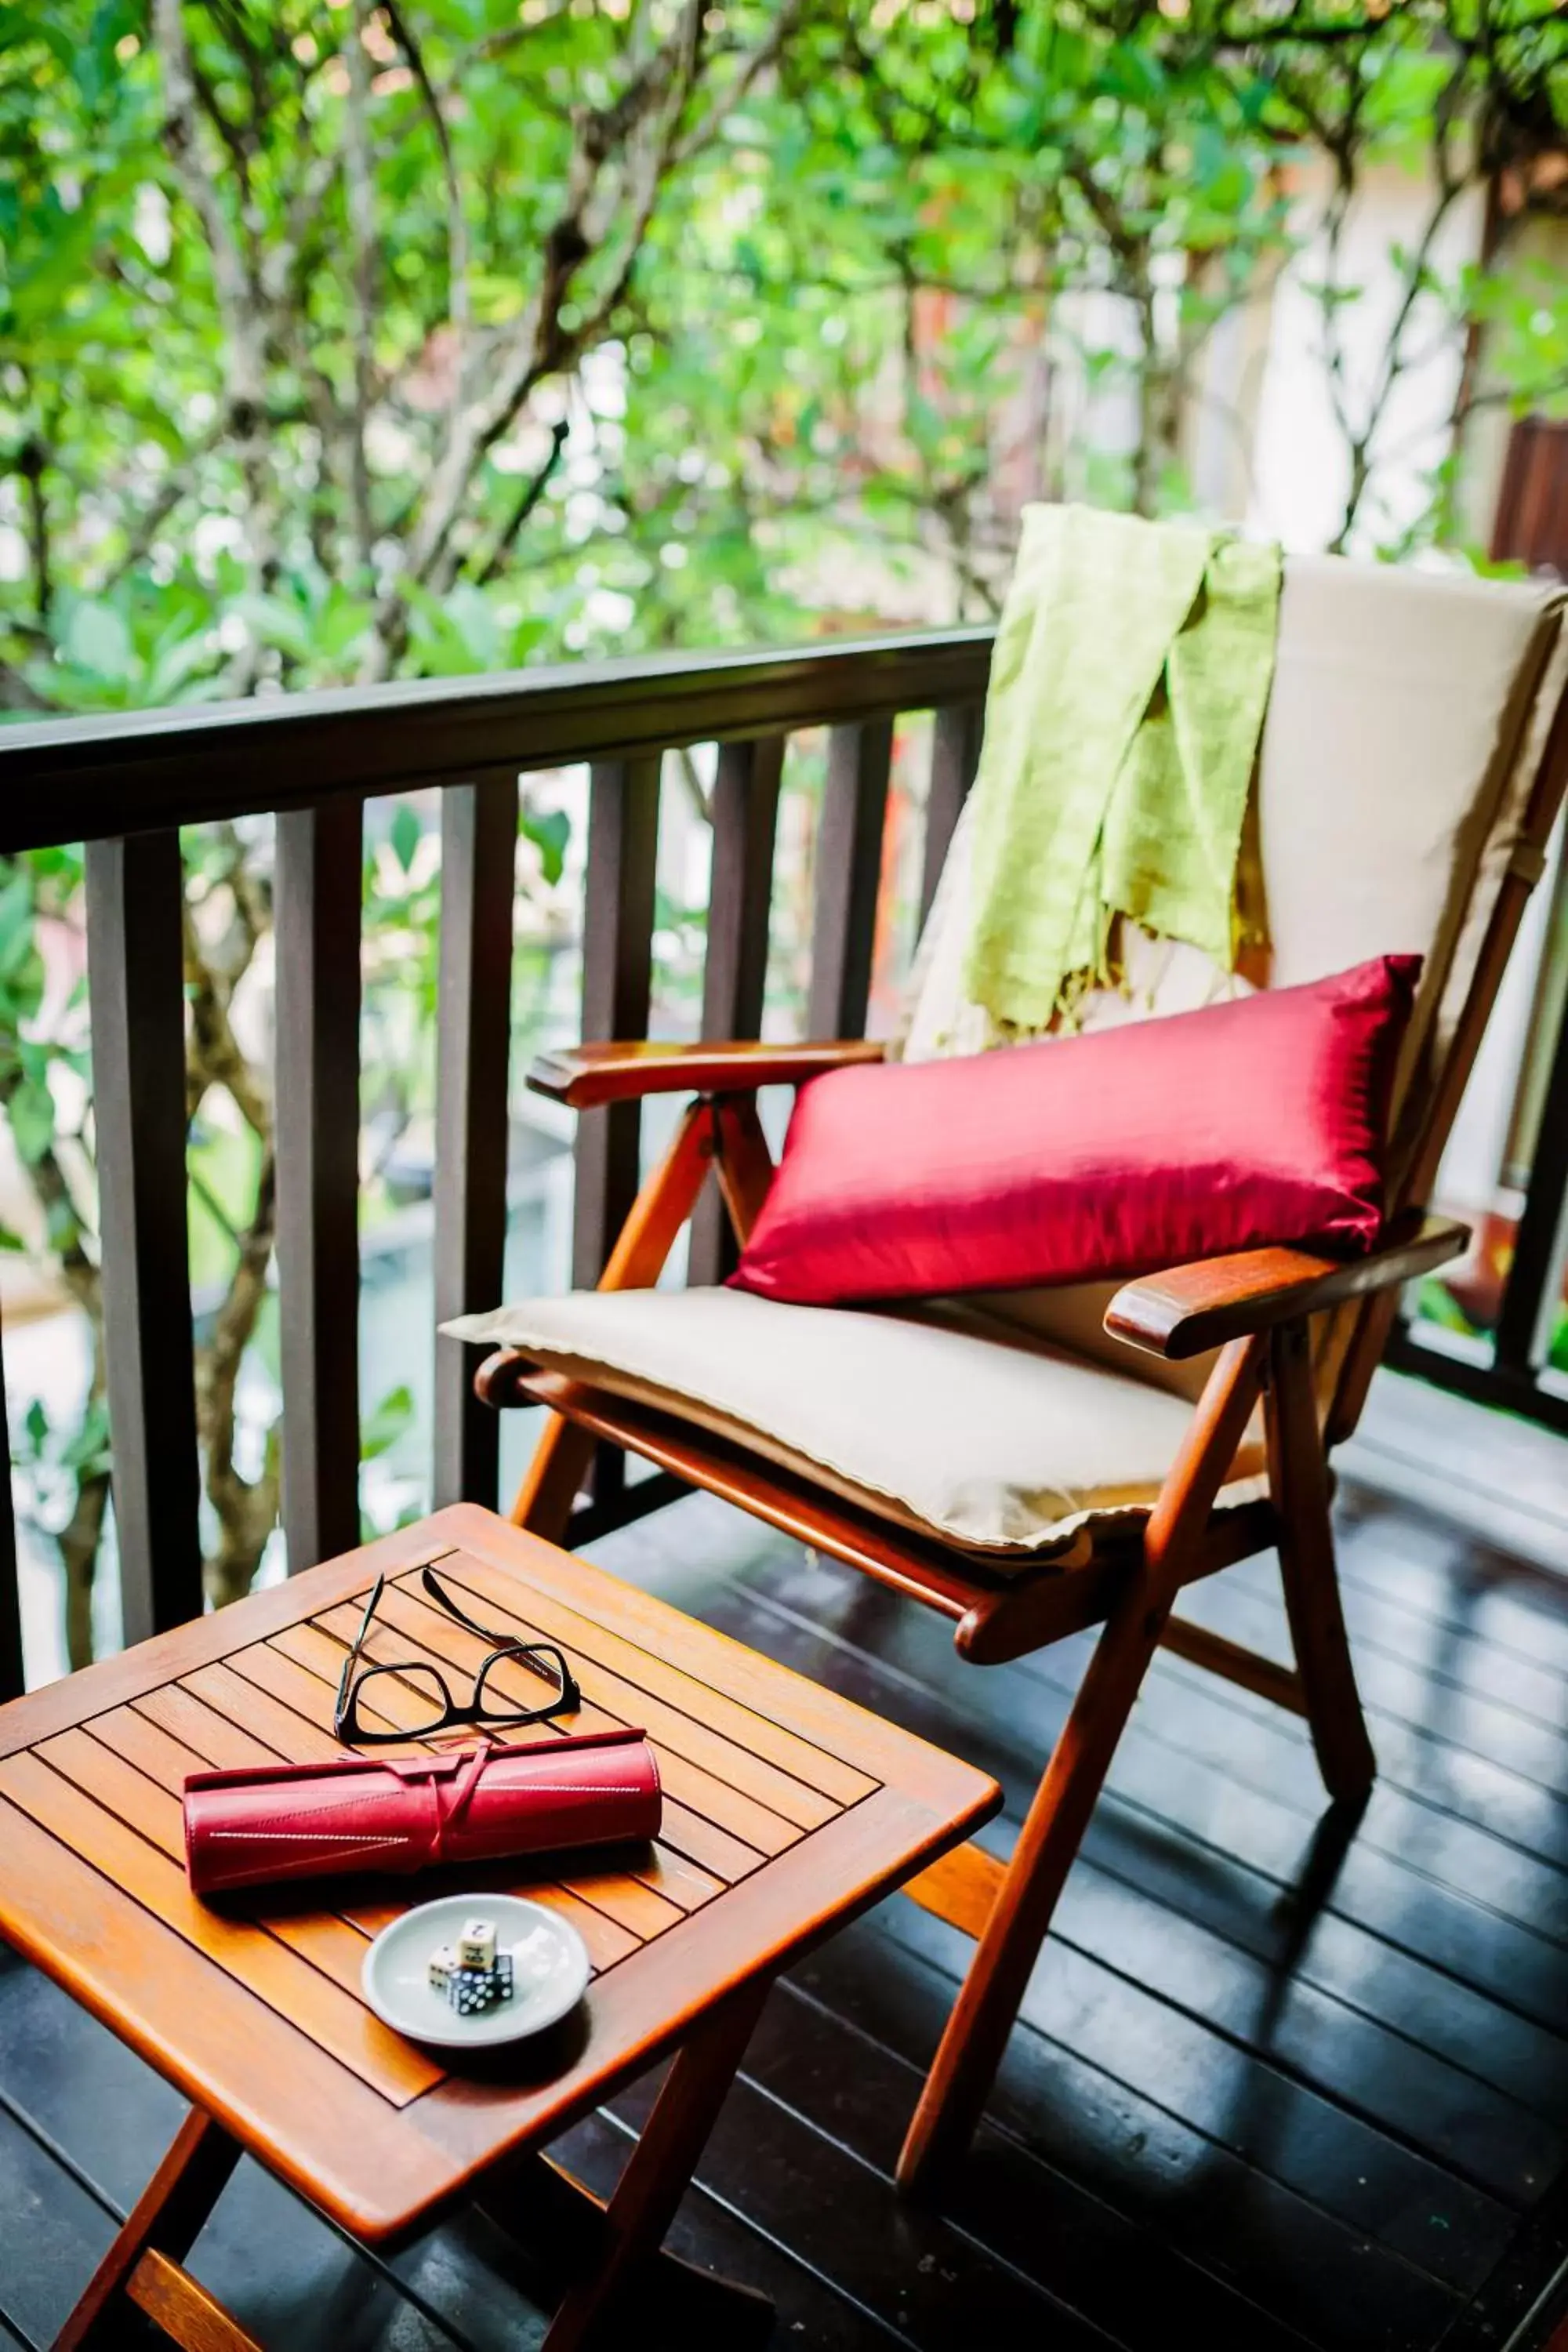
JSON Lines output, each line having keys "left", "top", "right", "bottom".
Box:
{"left": 456, "top": 1918, "right": 497, "bottom": 1970}
{"left": 446, "top": 1954, "right": 515, "bottom": 2016}
{"left": 428, "top": 1922, "right": 515, "bottom": 2019}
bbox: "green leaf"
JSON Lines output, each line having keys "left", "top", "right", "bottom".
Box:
{"left": 143, "top": 628, "right": 220, "bottom": 706}
{"left": 521, "top": 807, "right": 569, "bottom": 887}
{"left": 61, "top": 598, "right": 135, "bottom": 682}
{"left": 59, "top": 1401, "right": 111, "bottom": 1476}
{"left": 361, "top": 1382, "right": 416, "bottom": 1462}
{"left": 390, "top": 801, "right": 422, "bottom": 874}
{"left": 229, "top": 593, "right": 314, "bottom": 663}
{"left": 0, "top": 867, "right": 36, "bottom": 984}
{"left": 8, "top": 1077, "right": 56, "bottom": 1165}
{"left": 314, "top": 593, "right": 377, "bottom": 664}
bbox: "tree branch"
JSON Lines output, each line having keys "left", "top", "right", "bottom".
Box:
{"left": 382, "top": 0, "right": 470, "bottom": 343}
{"left": 673, "top": 0, "right": 804, "bottom": 169}
{"left": 153, "top": 0, "right": 274, "bottom": 626}
{"left": 343, "top": 2, "right": 379, "bottom": 572}
{"left": 471, "top": 416, "right": 569, "bottom": 583}
{"left": 15, "top": 434, "right": 50, "bottom": 624}
{"left": 195, "top": 1147, "right": 280, "bottom": 1610}
{"left": 365, "top": 0, "right": 743, "bottom": 662}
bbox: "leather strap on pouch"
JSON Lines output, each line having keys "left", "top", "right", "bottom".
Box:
{"left": 183, "top": 1726, "right": 662, "bottom": 1896}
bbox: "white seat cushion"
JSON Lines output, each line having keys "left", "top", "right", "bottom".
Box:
{"left": 445, "top": 1287, "right": 1268, "bottom": 1563}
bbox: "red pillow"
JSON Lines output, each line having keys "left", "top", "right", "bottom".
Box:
{"left": 731, "top": 956, "right": 1421, "bottom": 1308}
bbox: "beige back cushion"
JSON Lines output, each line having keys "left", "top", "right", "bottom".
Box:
{"left": 898, "top": 553, "right": 1567, "bottom": 1401}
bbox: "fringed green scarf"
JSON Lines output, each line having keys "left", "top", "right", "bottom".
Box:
{"left": 963, "top": 503, "right": 1282, "bottom": 1035}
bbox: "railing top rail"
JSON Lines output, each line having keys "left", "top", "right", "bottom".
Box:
{"left": 0, "top": 626, "right": 995, "bottom": 852}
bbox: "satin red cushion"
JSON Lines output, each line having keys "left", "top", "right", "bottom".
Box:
{"left": 731, "top": 955, "right": 1421, "bottom": 1308}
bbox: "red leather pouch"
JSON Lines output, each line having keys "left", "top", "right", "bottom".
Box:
{"left": 183, "top": 1727, "right": 662, "bottom": 1897}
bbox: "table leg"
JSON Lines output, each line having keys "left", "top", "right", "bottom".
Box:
{"left": 529, "top": 1977, "right": 771, "bottom": 2352}
{"left": 54, "top": 2104, "right": 260, "bottom": 2352}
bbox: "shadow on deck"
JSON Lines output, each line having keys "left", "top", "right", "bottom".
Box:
{"left": 4, "top": 1374, "right": 1568, "bottom": 2352}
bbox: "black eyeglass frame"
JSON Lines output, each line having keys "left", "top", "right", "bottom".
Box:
{"left": 333, "top": 1565, "right": 582, "bottom": 1745}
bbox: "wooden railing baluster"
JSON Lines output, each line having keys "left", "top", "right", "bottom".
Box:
{"left": 0, "top": 1306, "right": 22, "bottom": 1700}
{"left": 573, "top": 757, "right": 663, "bottom": 1287}
{"left": 433, "top": 774, "right": 518, "bottom": 1509}
{"left": 574, "top": 757, "right": 662, "bottom": 1509}
{"left": 84, "top": 833, "right": 203, "bottom": 1642}
{"left": 274, "top": 799, "right": 364, "bottom": 1573}
{"left": 1494, "top": 967, "right": 1568, "bottom": 1381}
{"left": 920, "top": 701, "right": 983, "bottom": 926}
{"left": 808, "top": 719, "right": 895, "bottom": 1040}
{"left": 688, "top": 736, "right": 784, "bottom": 1287}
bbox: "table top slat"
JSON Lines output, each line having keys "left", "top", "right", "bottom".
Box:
{"left": 0, "top": 1748, "right": 442, "bottom": 2107}
{"left": 38, "top": 1729, "right": 435, "bottom": 2008}
{"left": 371, "top": 1576, "right": 844, "bottom": 1830}
{"left": 41, "top": 1726, "right": 187, "bottom": 1853}
{"left": 608, "top": 1840, "right": 724, "bottom": 1912}
{"left": 0, "top": 1518, "right": 483, "bottom": 1760}
{"left": 180, "top": 1655, "right": 425, "bottom": 1763}
{"left": 244, "top": 1628, "right": 444, "bottom": 1744}
{"left": 0, "top": 1789, "right": 469, "bottom": 2239}
{"left": 430, "top": 1554, "right": 877, "bottom": 1803}
{"left": 94, "top": 1697, "right": 263, "bottom": 1787}
{"left": 430, "top": 1515, "right": 961, "bottom": 1796}
{"left": 276, "top": 1599, "right": 806, "bottom": 1864}
{"left": 172, "top": 1655, "right": 731, "bottom": 1923}
{"left": 134, "top": 1680, "right": 298, "bottom": 1770}
{"left": 557, "top": 1864, "right": 684, "bottom": 1943}
{"left": 89, "top": 1700, "right": 401, "bottom": 1938}
{"left": 105, "top": 1690, "right": 730, "bottom": 1922}
{"left": 636, "top": 1795, "right": 768, "bottom": 1884}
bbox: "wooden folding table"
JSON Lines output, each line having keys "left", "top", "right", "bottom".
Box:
{"left": 0, "top": 1502, "right": 999, "bottom": 2351}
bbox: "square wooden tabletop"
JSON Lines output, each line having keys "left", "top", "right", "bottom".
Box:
{"left": 0, "top": 1503, "right": 999, "bottom": 2244}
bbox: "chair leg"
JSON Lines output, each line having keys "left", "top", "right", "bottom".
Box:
{"left": 898, "top": 1333, "right": 1268, "bottom": 2197}
{"left": 1269, "top": 1321, "right": 1376, "bottom": 1806}
{"left": 898, "top": 1584, "right": 1175, "bottom": 2194}
{"left": 510, "top": 1415, "right": 598, "bottom": 1544}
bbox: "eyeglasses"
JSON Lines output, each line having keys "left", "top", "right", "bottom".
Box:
{"left": 333, "top": 1565, "right": 581, "bottom": 1745}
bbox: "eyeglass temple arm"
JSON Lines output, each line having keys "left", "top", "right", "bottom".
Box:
{"left": 420, "top": 1565, "right": 521, "bottom": 1648}
{"left": 419, "top": 1569, "right": 580, "bottom": 1707}
{"left": 336, "top": 1576, "right": 386, "bottom": 1717}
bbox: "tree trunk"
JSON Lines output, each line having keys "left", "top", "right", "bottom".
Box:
{"left": 58, "top": 1470, "right": 111, "bottom": 1672}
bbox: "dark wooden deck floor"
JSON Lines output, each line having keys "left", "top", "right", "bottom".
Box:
{"left": 4, "top": 1381, "right": 1568, "bottom": 2351}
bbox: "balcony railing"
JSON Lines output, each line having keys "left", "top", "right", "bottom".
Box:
{"left": 0, "top": 629, "right": 991, "bottom": 1701}
{"left": 2, "top": 620, "right": 1565, "bottom": 1706}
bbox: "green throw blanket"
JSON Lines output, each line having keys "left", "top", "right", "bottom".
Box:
{"left": 963, "top": 503, "right": 1282, "bottom": 1036}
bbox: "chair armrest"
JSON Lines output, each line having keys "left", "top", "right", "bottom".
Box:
{"left": 526, "top": 1038, "right": 885, "bottom": 1109}
{"left": 1104, "top": 1214, "right": 1468, "bottom": 1360}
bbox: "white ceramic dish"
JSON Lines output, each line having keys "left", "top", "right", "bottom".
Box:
{"left": 361, "top": 1892, "right": 590, "bottom": 2050}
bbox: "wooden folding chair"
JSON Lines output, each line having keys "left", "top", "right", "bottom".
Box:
{"left": 462, "top": 554, "right": 1568, "bottom": 2193}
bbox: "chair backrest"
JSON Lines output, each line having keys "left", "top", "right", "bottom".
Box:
{"left": 897, "top": 550, "right": 1568, "bottom": 1428}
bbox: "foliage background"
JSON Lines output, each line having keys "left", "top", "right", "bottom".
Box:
{"left": 1, "top": 0, "right": 1566, "bottom": 1661}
